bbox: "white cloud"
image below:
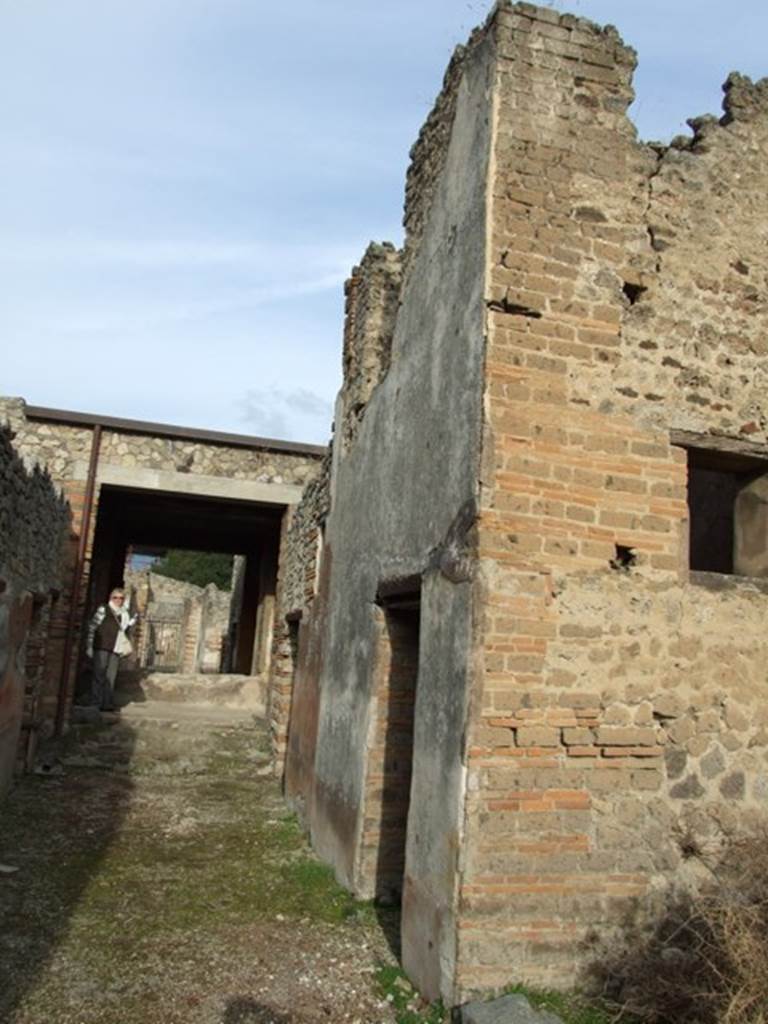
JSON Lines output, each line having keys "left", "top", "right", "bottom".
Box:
{"left": 239, "top": 387, "right": 333, "bottom": 442}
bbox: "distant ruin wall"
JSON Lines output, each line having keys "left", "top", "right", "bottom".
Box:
{"left": 0, "top": 426, "right": 70, "bottom": 797}
{"left": 124, "top": 569, "right": 230, "bottom": 674}
{"left": 0, "top": 397, "right": 323, "bottom": 725}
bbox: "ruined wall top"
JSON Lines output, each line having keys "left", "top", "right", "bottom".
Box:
{"left": 339, "top": 243, "right": 402, "bottom": 455}
{"left": 401, "top": 1, "right": 637, "bottom": 279}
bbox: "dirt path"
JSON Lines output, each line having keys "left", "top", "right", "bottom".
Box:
{"left": 0, "top": 706, "right": 442, "bottom": 1024}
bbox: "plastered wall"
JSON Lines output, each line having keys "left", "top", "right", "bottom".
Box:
{"left": 272, "top": 0, "right": 768, "bottom": 1005}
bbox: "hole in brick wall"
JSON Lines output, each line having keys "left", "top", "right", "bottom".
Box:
{"left": 610, "top": 545, "right": 637, "bottom": 571}
{"left": 487, "top": 297, "right": 542, "bottom": 319}
{"left": 622, "top": 281, "right": 647, "bottom": 305}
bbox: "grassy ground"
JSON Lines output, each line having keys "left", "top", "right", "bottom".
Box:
{"left": 0, "top": 712, "right": 447, "bottom": 1024}
{"left": 0, "top": 709, "right": 622, "bottom": 1024}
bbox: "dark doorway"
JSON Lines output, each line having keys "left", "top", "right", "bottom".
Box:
{"left": 85, "top": 485, "right": 284, "bottom": 682}
{"left": 373, "top": 593, "right": 421, "bottom": 905}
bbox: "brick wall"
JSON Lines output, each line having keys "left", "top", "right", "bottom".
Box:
{"left": 456, "top": 1, "right": 768, "bottom": 995}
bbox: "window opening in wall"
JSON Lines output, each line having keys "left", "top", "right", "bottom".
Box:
{"left": 685, "top": 447, "right": 768, "bottom": 577}
{"left": 371, "top": 590, "right": 421, "bottom": 908}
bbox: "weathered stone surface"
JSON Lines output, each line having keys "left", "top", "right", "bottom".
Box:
{"left": 720, "top": 771, "right": 746, "bottom": 800}
{"left": 0, "top": 397, "right": 321, "bottom": 488}
{"left": 664, "top": 747, "right": 687, "bottom": 780}
{"left": 670, "top": 774, "right": 706, "bottom": 800}
{"left": 701, "top": 746, "right": 726, "bottom": 780}
{"left": 266, "top": 0, "right": 768, "bottom": 1007}
{"left": 461, "top": 993, "right": 563, "bottom": 1024}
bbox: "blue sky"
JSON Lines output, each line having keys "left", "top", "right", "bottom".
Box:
{"left": 3, "top": 1, "right": 767, "bottom": 444}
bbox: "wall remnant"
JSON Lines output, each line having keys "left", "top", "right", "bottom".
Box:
{"left": 271, "top": 0, "right": 768, "bottom": 1007}
{"left": 340, "top": 243, "right": 402, "bottom": 454}
{"left": 124, "top": 569, "right": 231, "bottom": 675}
{"left": 0, "top": 426, "right": 70, "bottom": 796}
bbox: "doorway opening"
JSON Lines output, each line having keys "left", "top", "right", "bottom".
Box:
{"left": 361, "top": 587, "right": 421, "bottom": 906}
{"left": 80, "top": 484, "right": 284, "bottom": 705}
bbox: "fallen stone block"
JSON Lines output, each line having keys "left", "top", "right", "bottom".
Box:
{"left": 459, "top": 993, "right": 564, "bottom": 1024}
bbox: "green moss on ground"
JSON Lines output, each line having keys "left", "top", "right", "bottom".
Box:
{"left": 504, "top": 984, "right": 625, "bottom": 1024}
{"left": 0, "top": 717, "right": 395, "bottom": 1023}
{"left": 375, "top": 964, "right": 448, "bottom": 1024}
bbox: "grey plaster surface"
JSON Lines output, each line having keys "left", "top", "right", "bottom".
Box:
{"left": 307, "top": 28, "right": 495, "bottom": 1003}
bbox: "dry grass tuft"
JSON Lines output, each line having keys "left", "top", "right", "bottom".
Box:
{"left": 589, "top": 832, "right": 768, "bottom": 1024}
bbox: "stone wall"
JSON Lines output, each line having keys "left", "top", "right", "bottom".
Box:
{"left": 340, "top": 244, "right": 402, "bottom": 454}
{"left": 463, "top": 0, "right": 768, "bottom": 996}
{"left": 0, "top": 398, "right": 318, "bottom": 487}
{"left": 0, "top": 425, "right": 70, "bottom": 797}
{"left": 275, "top": 0, "right": 768, "bottom": 1008}
{"left": 278, "top": 456, "right": 332, "bottom": 618}
{"left": 269, "top": 452, "right": 331, "bottom": 774}
{"left": 402, "top": 30, "right": 484, "bottom": 277}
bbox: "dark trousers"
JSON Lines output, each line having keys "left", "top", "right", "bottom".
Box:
{"left": 92, "top": 650, "right": 120, "bottom": 710}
